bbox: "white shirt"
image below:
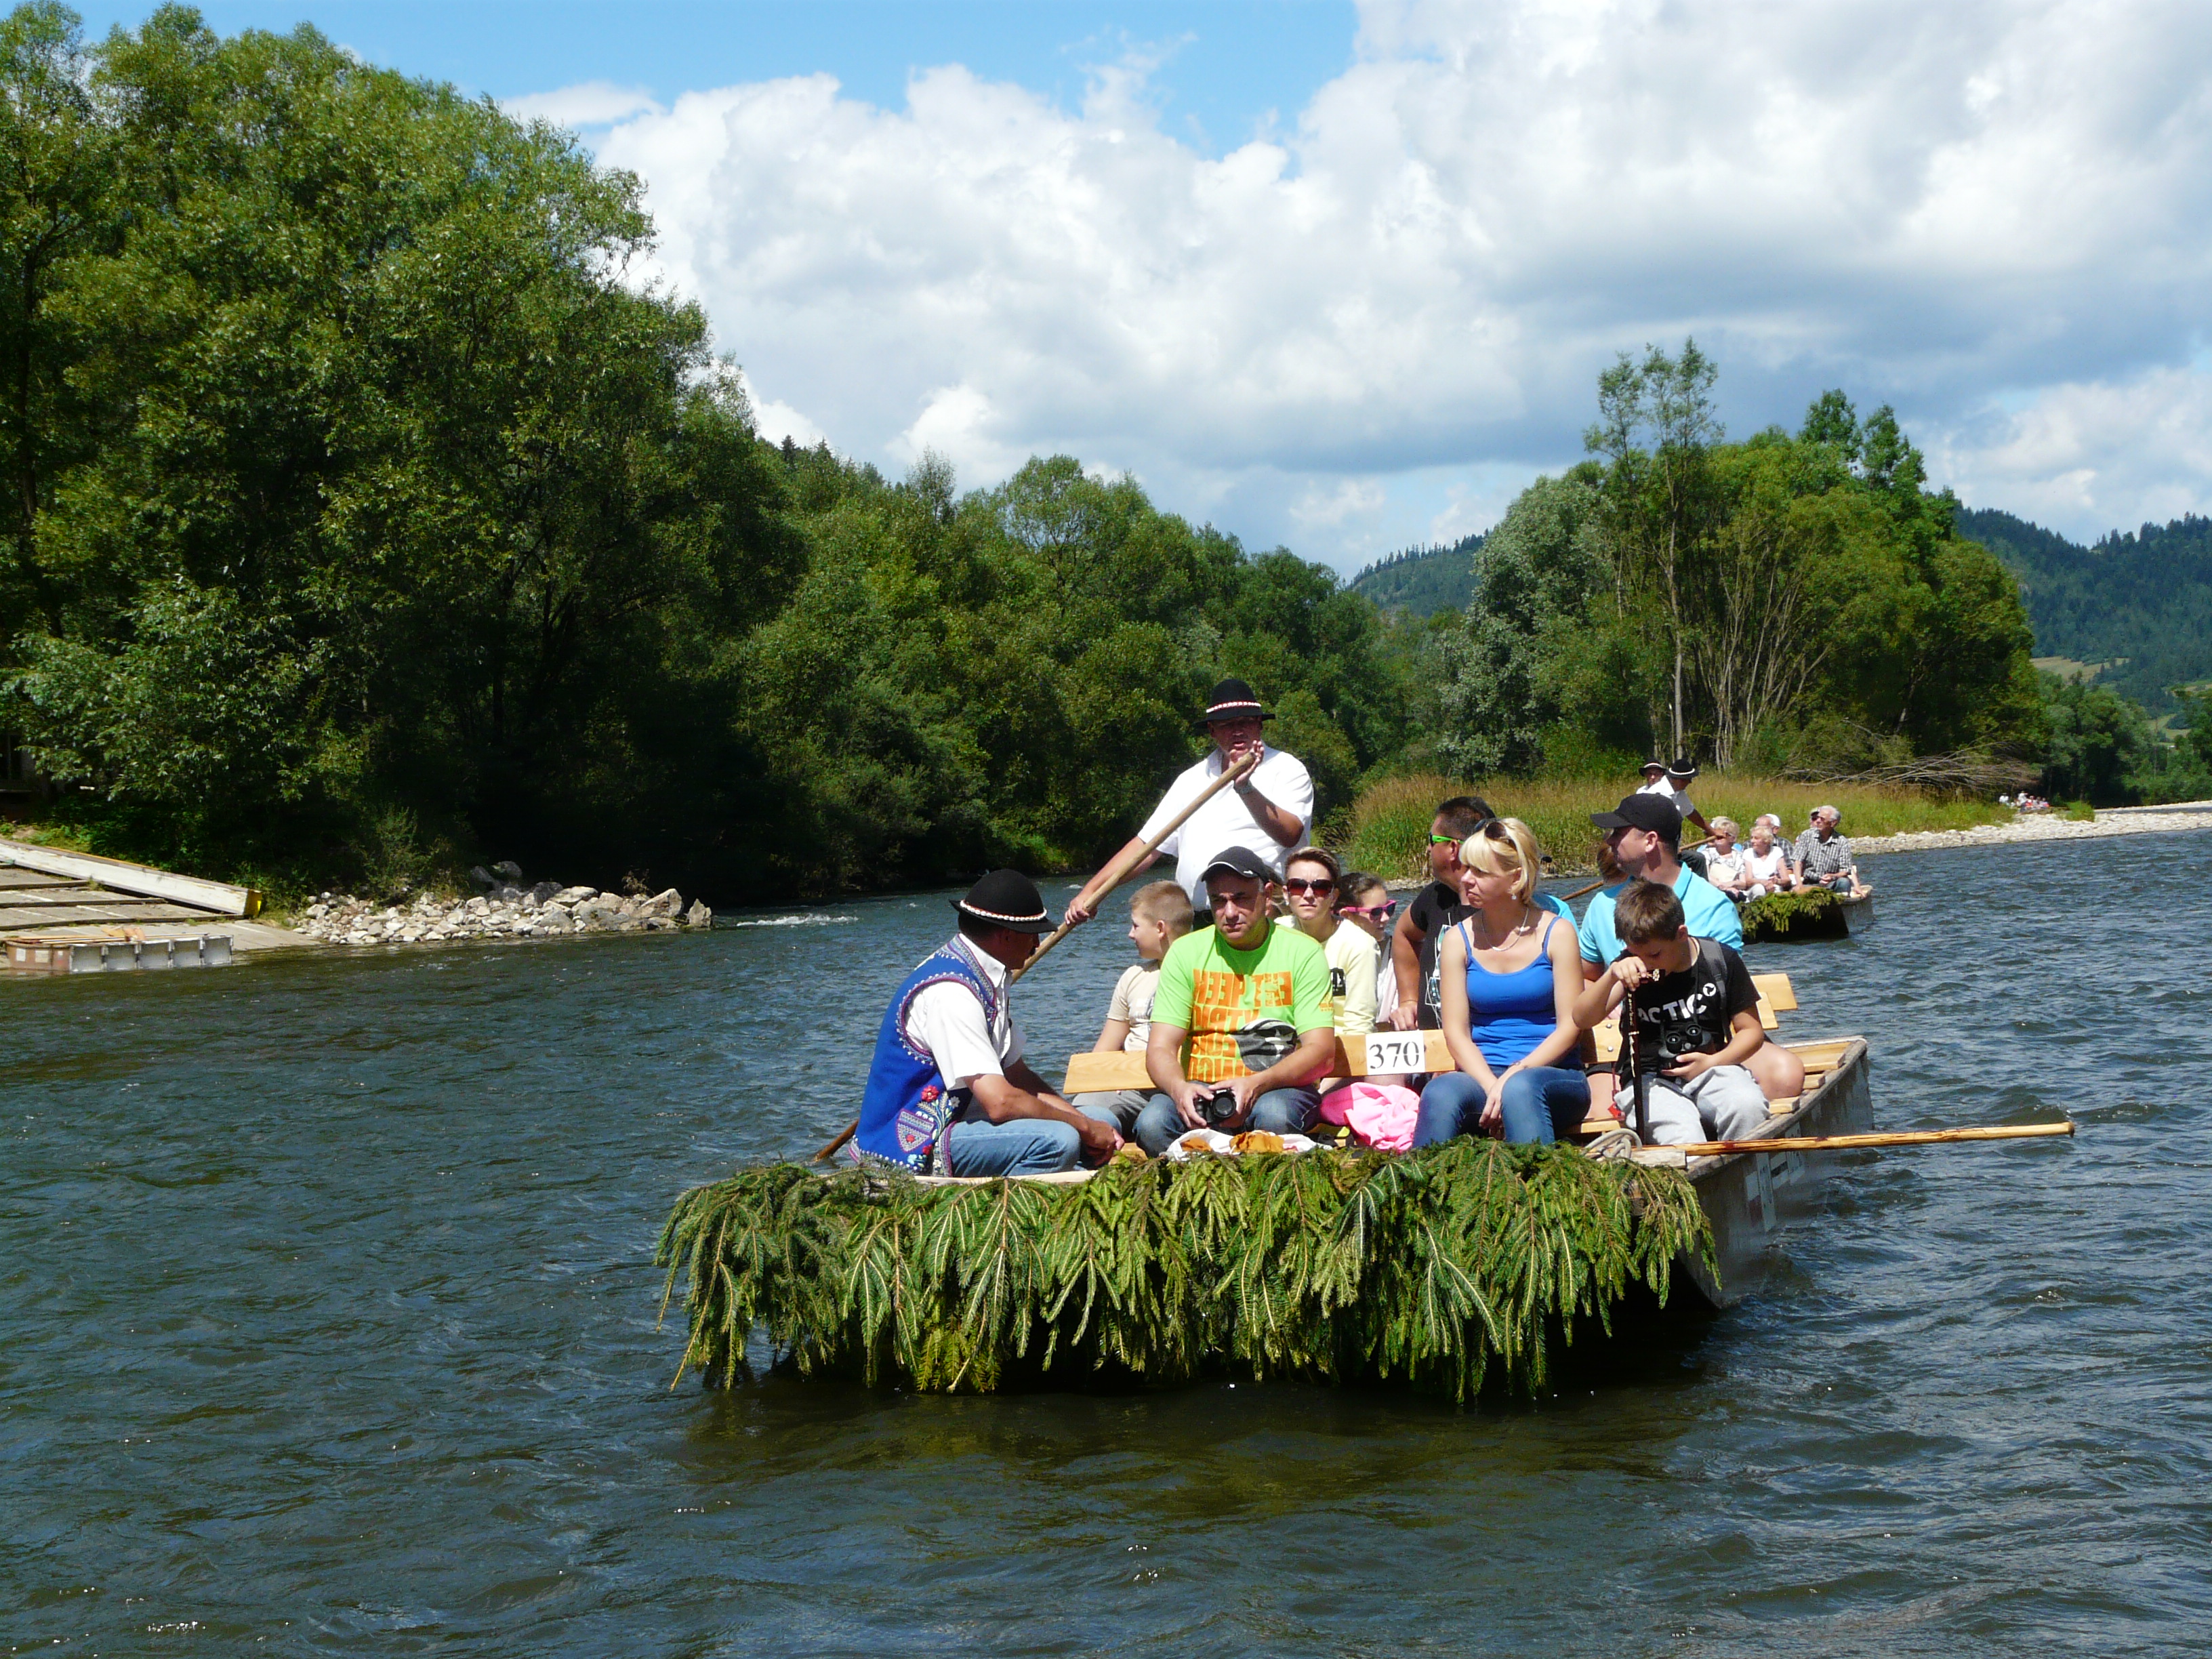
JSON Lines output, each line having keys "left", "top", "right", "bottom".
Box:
{"left": 1139, "top": 745, "right": 1315, "bottom": 907}
{"left": 1637, "top": 779, "right": 1697, "bottom": 819}
{"left": 905, "top": 935, "right": 1025, "bottom": 1092}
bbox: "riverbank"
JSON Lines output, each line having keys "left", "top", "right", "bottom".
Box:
{"left": 1854, "top": 801, "right": 2212, "bottom": 855}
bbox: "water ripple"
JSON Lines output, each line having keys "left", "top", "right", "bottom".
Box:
{"left": 3, "top": 834, "right": 2210, "bottom": 1654}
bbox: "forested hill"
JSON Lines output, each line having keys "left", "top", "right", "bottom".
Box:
{"left": 1957, "top": 508, "right": 2212, "bottom": 712}
{"left": 1348, "top": 535, "right": 1483, "bottom": 615}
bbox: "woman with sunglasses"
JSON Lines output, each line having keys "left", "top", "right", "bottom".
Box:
{"left": 1413, "top": 818, "right": 1591, "bottom": 1147}
{"left": 1282, "top": 848, "right": 1378, "bottom": 1048}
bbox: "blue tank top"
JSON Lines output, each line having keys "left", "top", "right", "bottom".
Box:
{"left": 1458, "top": 915, "right": 1561, "bottom": 1069}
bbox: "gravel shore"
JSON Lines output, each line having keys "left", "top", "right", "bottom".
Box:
{"left": 1855, "top": 802, "right": 2212, "bottom": 855}
{"left": 293, "top": 882, "right": 712, "bottom": 945}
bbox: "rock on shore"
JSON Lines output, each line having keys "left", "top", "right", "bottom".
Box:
{"left": 293, "top": 881, "right": 714, "bottom": 947}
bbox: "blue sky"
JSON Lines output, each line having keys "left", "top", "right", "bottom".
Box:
{"left": 66, "top": 3, "right": 2212, "bottom": 571}
{"left": 75, "top": 2, "right": 1359, "bottom": 155}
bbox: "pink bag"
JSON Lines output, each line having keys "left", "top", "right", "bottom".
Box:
{"left": 1319, "top": 1081, "right": 1422, "bottom": 1151}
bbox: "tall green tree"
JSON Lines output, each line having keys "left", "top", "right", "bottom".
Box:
{"left": 1584, "top": 339, "right": 1723, "bottom": 756}
{"left": 0, "top": 1, "right": 108, "bottom": 635}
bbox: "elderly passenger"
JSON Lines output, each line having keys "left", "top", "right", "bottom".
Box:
{"left": 1740, "top": 819, "right": 1795, "bottom": 897}
{"left": 1793, "top": 805, "right": 1866, "bottom": 896}
{"left": 1702, "top": 817, "right": 1748, "bottom": 897}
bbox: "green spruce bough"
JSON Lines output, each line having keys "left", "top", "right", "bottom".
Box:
{"left": 655, "top": 1143, "right": 1714, "bottom": 1399}
{"left": 1738, "top": 888, "right": 1845, "bottom": 942}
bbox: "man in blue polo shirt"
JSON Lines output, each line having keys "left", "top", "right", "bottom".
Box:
{"left": 1578, "top": 793, "right": 1740, "bottom": 964}
{"left": 1576, "top": 792, "right": 1805, "bottom": 1109}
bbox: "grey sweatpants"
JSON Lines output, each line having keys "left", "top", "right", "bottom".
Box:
{"left": 1624, "top": 1064, "right": 1768, "bottom": 1147}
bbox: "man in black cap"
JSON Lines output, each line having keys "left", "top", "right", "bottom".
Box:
{"left": 1578, "top": 794, "right": 1741, "bottom": 966}
{"left": 1574, "top": 794, "right": 1805, "bottom": 1108}
{"left": 1065, "top": 677, "right": 1313, "bottom": 924}
{"left": 851, "top": 869, "right": 1122, "bottom": 1176}
{"left": 1127, "top": 845, "right": 1336, "bottom": 1155}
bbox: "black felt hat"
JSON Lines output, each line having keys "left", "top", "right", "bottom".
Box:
{"left": 1590, "top": 793, "right": 1683, "bottom": 841}
{"left": 951, "top": 869, "right": 1054, "bottom": 934}
{"left": 1641, "top": 756, "right": 1667, "bottom": 774}
{"left": 1666, "top": 755, "right": 1699, "bottom": 781}
{"left": 1195, "top": 677, "right": 1273, "bottom": 728}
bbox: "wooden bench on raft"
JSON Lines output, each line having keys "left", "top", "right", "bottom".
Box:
{"left": 1059, "top": 972, "right": 1842, "bottom": 1131}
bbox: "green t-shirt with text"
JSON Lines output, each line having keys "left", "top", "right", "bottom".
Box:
{"left": 1152, "top": 920, "right": 1332, "bottom": 1083}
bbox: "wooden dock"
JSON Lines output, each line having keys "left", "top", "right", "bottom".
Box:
{"left": 0, "top": 837, "right": 314, "bottom": 955}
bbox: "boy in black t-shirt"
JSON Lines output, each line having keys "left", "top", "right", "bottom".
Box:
{"left": 1570, "top": 880, "right": 1769, "bottom": 1147}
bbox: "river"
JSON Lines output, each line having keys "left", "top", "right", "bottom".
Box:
{"left": 5, "top": 833, "right": 2209, "bottom": 1655}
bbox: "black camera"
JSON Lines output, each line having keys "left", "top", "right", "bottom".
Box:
{"left": 1194, "top": 1087, "right": 1242, "bottom": 1128}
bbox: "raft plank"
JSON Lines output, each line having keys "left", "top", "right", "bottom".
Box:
{"left": 1751, "top": 972, "right": 1797, "bottom": 1010}
{"left": 1063, "top": 1031, "right": 1459, "bottom": 1095}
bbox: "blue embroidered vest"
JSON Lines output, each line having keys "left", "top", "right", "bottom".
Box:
{"left": 851, "top": 938, "right": 1001, "bottom": 1172}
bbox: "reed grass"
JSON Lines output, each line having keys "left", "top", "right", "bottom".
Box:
{"left": 1335, "top": 770, "right": 2009, "bottom": 880}
{"left": 655, "top": 1141, "right": 1714, "bottom": 1400}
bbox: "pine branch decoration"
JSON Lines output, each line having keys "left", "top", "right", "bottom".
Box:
{"left": 654, "top": 1145, "right": 1715, "bottom": 1401}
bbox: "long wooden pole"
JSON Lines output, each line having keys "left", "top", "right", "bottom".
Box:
{"left": 1676, "top": 1122, "right": 2074, "bottom": 1157}
{"left": 1009, "top": 747, "right": 1259, "bottom": 985}
{"left": 811, "top": 747, "right": 1263, "bottom": 1163}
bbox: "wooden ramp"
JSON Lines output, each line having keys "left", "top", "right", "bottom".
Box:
{"left": 0, "top": 836, "right": 313, "bottom": 956}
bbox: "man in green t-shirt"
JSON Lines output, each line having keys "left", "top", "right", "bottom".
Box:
{"left": 1133, "top": 845, "right": 1337, "bottom": 1155}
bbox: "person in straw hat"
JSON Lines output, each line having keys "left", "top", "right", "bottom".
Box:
{"left": 850, "top": 869, "right": 1122, "bottom": 1176}
{"left": 1065, "top": 677, "right": 1314, "bottom": 925}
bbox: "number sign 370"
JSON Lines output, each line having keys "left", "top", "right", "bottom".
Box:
{"left": 1362, "top": 1031, "right": 1427, "bottom": 1074}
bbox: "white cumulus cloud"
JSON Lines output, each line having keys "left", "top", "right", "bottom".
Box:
{"left": 546, "top": 0, "right": 2212, "bottom": 562}
{"left": 503, "top": 81, "right": 663, "bottom": 130}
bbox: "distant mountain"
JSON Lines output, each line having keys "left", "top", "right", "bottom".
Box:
{"left": 1348, "top": 533, "right": 1483, "bottom": 615}
{"left": 1957, "top": 507, "right": 2212, "bottom": 713}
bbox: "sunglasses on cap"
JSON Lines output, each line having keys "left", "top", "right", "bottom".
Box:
{"left": 1284, "top": 876, "right": 1335, "bottom": 895}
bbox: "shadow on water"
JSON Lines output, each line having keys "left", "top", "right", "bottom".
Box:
{"left": 7, "top": 836, "right": 2212, "bottom": 1654}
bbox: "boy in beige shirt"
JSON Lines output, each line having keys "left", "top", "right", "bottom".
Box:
{"left": 1071, "top": 880, "right": 1192, "bottom": 1134}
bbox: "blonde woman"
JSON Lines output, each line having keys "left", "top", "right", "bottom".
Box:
{"left": 1702, "top": 817, "right": 1748, "bottom": 896}
{"left": 1413, "top": 818, "right": 1589, "bottom": 1146}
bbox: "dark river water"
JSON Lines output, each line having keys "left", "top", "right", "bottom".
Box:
{"left": 6, "top": 832, "right": 2211, "bottom": 1656}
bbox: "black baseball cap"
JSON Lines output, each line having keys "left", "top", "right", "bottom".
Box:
{"left": 1590, "top": 794, "right": 1683, "bottom": 841}
{"left": 1197, "top": 845, "right": 1277, "bottom": 886}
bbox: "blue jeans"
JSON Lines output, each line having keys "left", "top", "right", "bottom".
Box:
{"left": 942, "top": 1115, "right": 1082, "bottom": 1176}
{"left": 1132, "top": 1086, "right": 1320, "bottom": 1155}
{"left": 1413, "top": 1066, "right": 1591, "bottom": 1147}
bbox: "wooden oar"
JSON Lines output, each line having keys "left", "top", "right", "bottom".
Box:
{"left": 1676, "top": 1122, "right": 2074, "bottom": 1156}
{"left": 809, "top": 748, "right": 1263, "bottom": 1163}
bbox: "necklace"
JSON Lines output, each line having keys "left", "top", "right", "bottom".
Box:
{"left": 1472, "top": 903, "right": 1535, "bottom": 947}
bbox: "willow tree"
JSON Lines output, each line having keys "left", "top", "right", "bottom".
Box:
{"left": 1584, "top": 340, "right": 1723, "bottom": 758}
